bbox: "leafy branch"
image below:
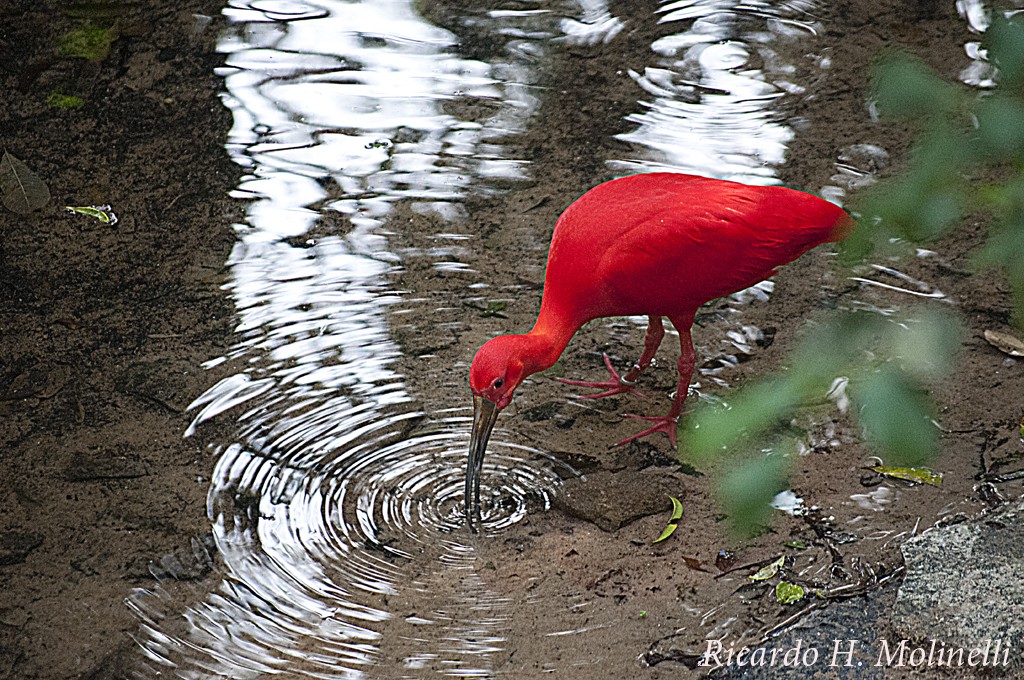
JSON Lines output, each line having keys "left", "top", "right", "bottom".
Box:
{"left": 681, "top": 11, "right": 1024, "bottom": 533}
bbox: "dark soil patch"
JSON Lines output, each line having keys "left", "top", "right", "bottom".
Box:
{"left": 1, "top": 2, "right": 238, "bottom": 678}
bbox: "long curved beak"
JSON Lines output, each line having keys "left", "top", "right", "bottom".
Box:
{"left": 466, "top": 395, "right": 499, "bottom": 533}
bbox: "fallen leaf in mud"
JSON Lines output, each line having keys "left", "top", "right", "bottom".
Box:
{"left": 984, "top": 329, "right": 1024, "bottom": 357}
{"left": 652, "top": 495, "right": 683, "bottom": 544}
{"left": 0, "top": 150, "right": 51, "bottom": 214}
{"left": 65, "top": 204, "right": 118, "bottom": 224}
{"left": 749, "top": 555, "right": 784, "bottom": 581}
{"left": 775, "top": 581, "right": 805, "bottom": 604}
{"left": 869, "top": 465, "right": 943, "bottom": 486}
{"left": 1, "top": 364, "right": 69, "bottom": 401}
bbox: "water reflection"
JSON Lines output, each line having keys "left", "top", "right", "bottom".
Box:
{"left": 956, "top": 0, "right": 997, "bottom": 88}
{"left": 611, "top": 0, "right": 823, "bottom": 183}
{"left": 217, "top": 0, "right": 548, "bottom": 246}
{"left": 129, "top": 0, "right": 574, "bottom": 676}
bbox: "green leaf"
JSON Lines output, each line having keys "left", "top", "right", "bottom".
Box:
{"left": 853, "top": 366, "right": 937, "bottom": 466}
{"left": 682, "top": 380, "right": 799, "bottom": 460}
{"left": 652, "top": 496, "right": 684, "bottom": 544}
{"left": 892, "top": 309, "right": 962, "bottom": 379}
{"left": 872, "top": 51, "right": 961, "bottom": 120}
{"left": 870, "top": 465, "right": 943, "bottom": 486}
{"left": 720, "top": 452, "right": 791, "bottom": 536}
{"left": 977, "top": 95, "right": 1024, "bottom": 156}
{"left": 0, "top": 150, "right": 51, "bottom": 214}
{"left": 987, "top": 14, "right": 1024, "bottom": 88}
{"left": 837, "top": 213, "right": 877, "bottom": 264}
{"left": 973, "top": 212, "right": 1024, "bottom": 270}
{"left": 855, "top": 126, "right": 970, "bottom": 245}
{"left": 750, "top": 555, "right": 784, "bottom": 581}
{"left": 794, "top": 312, "right": 881, "bottom": 374}
{"left": 914, "top": 189, "right": 963, "bottom": 240}
{"left": 65, "top": 204, "right": 118, "bottom": 224}
{"left": 775, "top": 581, "right": 805, "bottom": 604}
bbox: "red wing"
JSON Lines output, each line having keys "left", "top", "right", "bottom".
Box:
{"left": 594, "top": 184, "right": 841, "bottom": 314}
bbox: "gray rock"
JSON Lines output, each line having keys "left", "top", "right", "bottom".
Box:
{"left": 891, "top": 499, "right": 1024, "bottom": 671}
{"left": 554, "top": 469, "right": 677, "bottom": 531}
{"left": 710, "top": 589, "right": 892, "bottom": 679}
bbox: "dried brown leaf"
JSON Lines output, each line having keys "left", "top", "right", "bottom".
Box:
{"left": 0, "top": 150, "right": 50, "bottom": 214}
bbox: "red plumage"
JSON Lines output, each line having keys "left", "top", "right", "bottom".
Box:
{"left": 541, "top": 173, "right": 851, "bottom": 325}
{"left": 464, "top": 172, "right": 853, "bottom": 530}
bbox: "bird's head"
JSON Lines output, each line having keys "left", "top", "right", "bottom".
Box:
{"left": 469, "top": 334, "right": 528, "bottom": 409}
{"left": 465, "top": 334, "right": 529, "bottom": 532}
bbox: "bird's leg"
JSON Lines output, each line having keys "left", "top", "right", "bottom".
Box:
{"left": 617, "top": 320, "right": 696, "bottom": 447}
{"left": 620, "top": 316, "right": 665, "bottom": 385}
{"left": 556, "top": 316, "right": 665, "bottom": 399}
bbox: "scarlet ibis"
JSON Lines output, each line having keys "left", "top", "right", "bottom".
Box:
{"left": 466, "top": 172, "right": 854, "bottom": 530}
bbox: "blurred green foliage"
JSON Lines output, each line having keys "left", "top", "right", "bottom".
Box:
{"left": 852, "top": 14, "right": 1024, "bottom": 321}
{"left": 683, "top": 11, "right": 1024, "bottom": 534}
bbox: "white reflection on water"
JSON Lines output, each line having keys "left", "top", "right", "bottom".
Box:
{"left": 611, "top": 0, "right": 823, "bottom": 183}
{"left": 128, "top": 1, "right": 575, "bottom": 677}
{"left": 216, "top": 0, "right": 543, "bottom": 245}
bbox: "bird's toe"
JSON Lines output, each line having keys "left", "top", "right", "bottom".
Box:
{"left": 617, "top": 414, "right": 679, "bottom": 447}
{"left": 555, "top": 354, "right": 648, "bottom": 399}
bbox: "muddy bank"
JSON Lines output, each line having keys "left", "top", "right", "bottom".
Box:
{"left": 1, "top": 3, "right": 238, "bottom": 677}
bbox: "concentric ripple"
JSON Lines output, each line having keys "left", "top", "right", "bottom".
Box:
{"left": 131, "top": 403, "right": 574, "bottom": 678}
{"left": 124, "top": 0, "right": 600, "bottom": 675}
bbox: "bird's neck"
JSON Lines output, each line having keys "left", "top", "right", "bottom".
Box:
{"left": 518, "top": 305, "right": 580, "bottom": 376}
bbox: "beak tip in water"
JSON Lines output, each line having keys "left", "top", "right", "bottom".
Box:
{"left": 466, "top": 395, "right": 499, "bottom": 534}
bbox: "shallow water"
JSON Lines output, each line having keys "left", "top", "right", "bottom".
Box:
{"left": 127, "top": 0, "right": 994, "bottom": 677}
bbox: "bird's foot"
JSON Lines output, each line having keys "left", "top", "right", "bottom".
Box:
{"left": 556, "top": 353, "right": 648, "bottom": 399}
{"left": 615, "top": 414, "right": 679, "bottom": 447}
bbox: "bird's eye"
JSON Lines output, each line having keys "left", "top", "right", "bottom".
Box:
{"left": 493, "top": 378, "right": 504, "bottom": 389}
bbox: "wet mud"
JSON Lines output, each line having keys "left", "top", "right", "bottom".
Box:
{"left": 2, "top": 0, "right": 1023, "bottom": 679}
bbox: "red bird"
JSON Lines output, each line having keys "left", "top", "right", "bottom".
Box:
{"left": 466, "top": 173, "right": 854, "bottom": 530}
